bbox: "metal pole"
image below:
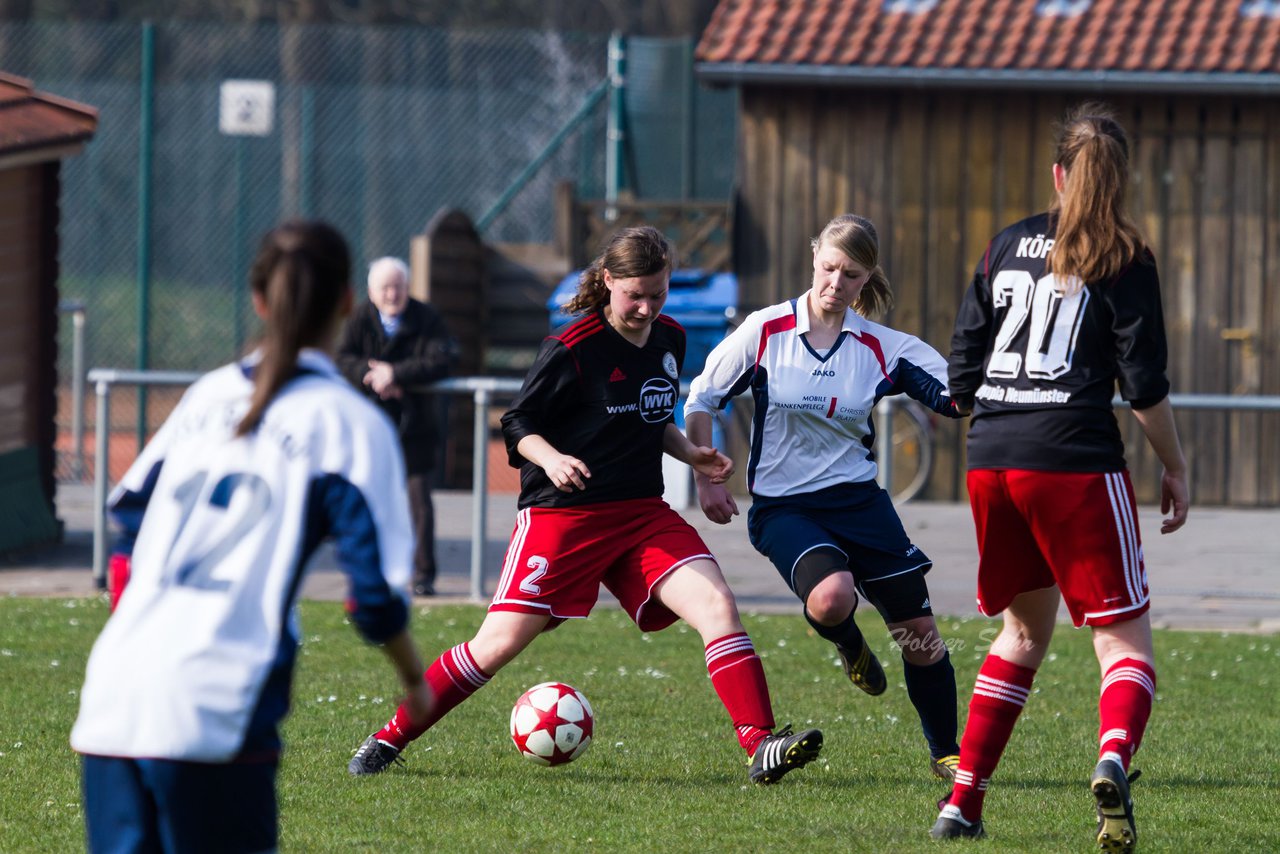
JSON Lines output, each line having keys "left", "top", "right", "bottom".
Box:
{"left": 136, "top": 20, "right": 156, "bottom": 453}
{"left": 71, "top": 306, "right": 86, "bottom": 481}
{"left": 92, "top": 380, "right": 111, "bottom": 589}
{"left": 469, "top": 387, "right": 491, "bottom": 601}
{"left": 59, "top": 300, "right": 88, "bottom": 481}
{"left": 605, "top": 32, "right": 626, "bottom": 221}
{"left": 875, "top": 397, "right": 895, "bottom": 497}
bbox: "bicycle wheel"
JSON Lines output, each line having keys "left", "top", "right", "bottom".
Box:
{"left": 874, "top": 398, "right": 933, "bottom": 504}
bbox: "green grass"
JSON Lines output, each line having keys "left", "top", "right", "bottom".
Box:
{"left": 1, "top": 598, "right": 1277, "bottom": 852}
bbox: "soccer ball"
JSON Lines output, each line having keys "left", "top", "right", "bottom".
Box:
{"left": 509, "top": 681, "right": 594, "bottom": 766}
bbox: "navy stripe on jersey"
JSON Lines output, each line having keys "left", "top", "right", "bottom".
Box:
{"left": 240, "top": 470, "right": 406, "bottom": 759}
{"left": 108, "top": 460, "right": 164, "bottom": 558}
{"left": 745, "top": 309, "right": 800, "bottom": 492}
{"left": 307, "top": 473, "right": 408, "bottom": 644}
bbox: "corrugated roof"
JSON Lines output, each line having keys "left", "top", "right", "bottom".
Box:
{"left": 696, "top": 0, "right": 1280, "bottom": 91}
{"left": 0, "top": 72, "right": 98, "bottom": 160}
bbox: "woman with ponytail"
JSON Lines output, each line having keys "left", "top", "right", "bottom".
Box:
{"left": 934, "top": 104, "right": 1188, "bottom": 851}
{"left": 348, "top": 225, "right": 825, "bottom": 786}
{"left": 686, "top": 213, "right": 966, "bottom": 785}
{"left": 72, "top": 221, "right": 431, "bottom": 852}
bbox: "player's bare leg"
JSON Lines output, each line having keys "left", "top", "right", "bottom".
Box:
{"left": 806, "top": 570, "right": 887, "bottom": 695}
{"left": 932, "top": 586, "right": 1058, "bottom": 839}
{"left": 350, "top": 611, "right": 550, "bottom": 775}
{"left": 655, "top": 560, "right": 822, "bottom": 784}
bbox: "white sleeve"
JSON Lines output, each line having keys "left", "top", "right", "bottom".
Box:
{"left": 891, "top": 333, "right": 950, "bottom": 387}
{"left": 685, "top": 311, "right": 765, "bottom": 418}
{"left": 107, "top": 381, "right": 199, "bottom": 506}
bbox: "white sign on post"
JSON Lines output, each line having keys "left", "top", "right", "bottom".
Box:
{"left": 219, "top": 80, "right": 276, "bottom": 136}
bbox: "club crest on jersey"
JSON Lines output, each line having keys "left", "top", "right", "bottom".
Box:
{"left": 639, "top": 377, "right": 677, "bottom": 423}
{"left": 662, "top": 352, "right": 678, "bottom": 379}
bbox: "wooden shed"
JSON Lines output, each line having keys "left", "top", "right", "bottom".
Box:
{"left": 696, "top": 0, "right": 1280, "bottom": 506}
{"left": 0, "top": 72, "right": 97, "bottom": 550}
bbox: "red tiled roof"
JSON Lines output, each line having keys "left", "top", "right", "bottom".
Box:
{"left": 696, "top": 0, "right": 1280, "bottom": 87}
{"left": 0, "top": 72, "right": 98, "bottom": 160}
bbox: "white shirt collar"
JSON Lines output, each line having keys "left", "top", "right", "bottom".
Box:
{"left": 794, "top": 296, "right": 864, "bottom": 335}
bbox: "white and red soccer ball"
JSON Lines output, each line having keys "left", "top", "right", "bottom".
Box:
{"left": 509, "top": 681, "right": 594, "bottom": 766}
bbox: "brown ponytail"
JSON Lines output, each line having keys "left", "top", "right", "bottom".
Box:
{"left": 811, "top": 214, "right": 894, "bottom": 320}
{"left": 1047, "top": 103, "right": 1145, "bottom": 291}
{"left": 236, "top": 221, "right": 351, "bottom": 436}
{"left": 563, "top": 225, "right": 675, "bottom": 315}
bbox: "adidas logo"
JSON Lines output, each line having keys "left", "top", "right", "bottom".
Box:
{"left": 609, "top": 367, "right": 627, "bottom": 382}
{"left": 921, "top": 597, "right": 930, "bottom": 609}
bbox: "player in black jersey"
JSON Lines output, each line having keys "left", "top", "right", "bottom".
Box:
{"left": 349, "top": 226, "right": 822, "bottom": 785}
{"left": 932, "top": 105, "right": 1189, "bottom": 852}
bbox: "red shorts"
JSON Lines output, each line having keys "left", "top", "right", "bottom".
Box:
{"left": 489, "top": 497, "right": 715, "bottom": 632}
{"left": 967, "top": 469, "right": 1149, "bottom": 627}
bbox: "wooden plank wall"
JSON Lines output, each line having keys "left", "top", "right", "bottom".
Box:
{"left": 736, "top": 88, "right": 1279, "bottom": 506}
{"left": 0, "top": 162, "right": 58, "bottom": 512}
{"left": 554, "top": 181, "right": 733, "bottom": 273}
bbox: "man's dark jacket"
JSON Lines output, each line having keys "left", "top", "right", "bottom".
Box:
{"left": 335, "top": 298, "right": 453, "bottom": 473}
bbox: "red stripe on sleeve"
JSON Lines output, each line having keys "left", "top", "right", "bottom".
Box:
{"left": 756, "top": 314, "right": 797, "bottom": 366}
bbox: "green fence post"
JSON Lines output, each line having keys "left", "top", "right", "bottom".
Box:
{"left": 232, "top": 135, "right": 248, "bottom": 354}
{"left": 300, "top": 85, "right": 315, "bottom": 217}
{"left": 681, "top": 38, "right": 695, "bottom": 201}
{"left": 476, "top": 80, "right": 608, "bottom": 234}
{"left": 135, "top": 20, "right": 156, "bottom": 453}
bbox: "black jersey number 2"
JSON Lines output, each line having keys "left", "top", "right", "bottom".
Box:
{"left": 987, "top": 270, "right": 1090, "bottom": 381}
{"left": 168, "top": 471, "right": 272, "bottom": 591}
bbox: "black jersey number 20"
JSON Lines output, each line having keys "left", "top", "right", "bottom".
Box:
{"left": 987, "top": 270, "right": 1090, "bottom": 381}
{"left": 167, "top": 471, "right": 273, "bottom": 591}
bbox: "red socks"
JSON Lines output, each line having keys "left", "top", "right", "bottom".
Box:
{"left": 946, "top": 655, "right": 1157, "bottom": 822}
{"left": 704, "top": 633, "right": 775, "bottom": 754}
{"left": 1098, "top": 658, "right": 1156, "bottom": 770}
{"left": 948, "top": 655, "right": 1037, "bottom": 821}
{"left": 375, "top": 643, "right": 491, "bottom": 750}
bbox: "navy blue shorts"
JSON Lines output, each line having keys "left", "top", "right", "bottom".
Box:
{"left": 748, "top": 481, "right": 932, "bottom": 596}
{"left": 82, "top": 755, "right": 277, "bottom": 853}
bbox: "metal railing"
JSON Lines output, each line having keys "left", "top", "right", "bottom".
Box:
{"left": 1127, "top": 393, "right": 1280, "bottom": 411}
{"left": 86, "top": 369, "right": 522, "bottom": 600}
{"left": 79, "top": 367, "right": 1280, "bottom": 598}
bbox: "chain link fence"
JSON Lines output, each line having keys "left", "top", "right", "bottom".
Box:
{"left": 2, "top": 20, "right": 735, "bottom": 484}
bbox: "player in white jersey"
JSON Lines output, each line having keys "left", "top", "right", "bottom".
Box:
{"left": 71, "top": 221, "right": 432, "bottom": 853}
{"left": 686, "top": 214, "right": 965, "bottom": 783}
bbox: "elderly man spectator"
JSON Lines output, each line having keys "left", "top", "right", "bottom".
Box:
{"left": 337, "top": 257, "right": 454, "bottom": 596}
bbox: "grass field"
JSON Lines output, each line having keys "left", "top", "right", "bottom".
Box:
{"left": 1, "top": 597, "right": 1276, "bottom": 853}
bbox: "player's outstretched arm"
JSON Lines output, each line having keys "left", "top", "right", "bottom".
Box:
{"left": 679, "top": 414, "right": 739, "bottom": 524}
{"left": 663, "top": 421, "right": 733, "bottom": 481}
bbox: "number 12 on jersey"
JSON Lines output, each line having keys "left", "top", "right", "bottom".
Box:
{"left": 166, "top": 470, "right": 273, "bottom": 591}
